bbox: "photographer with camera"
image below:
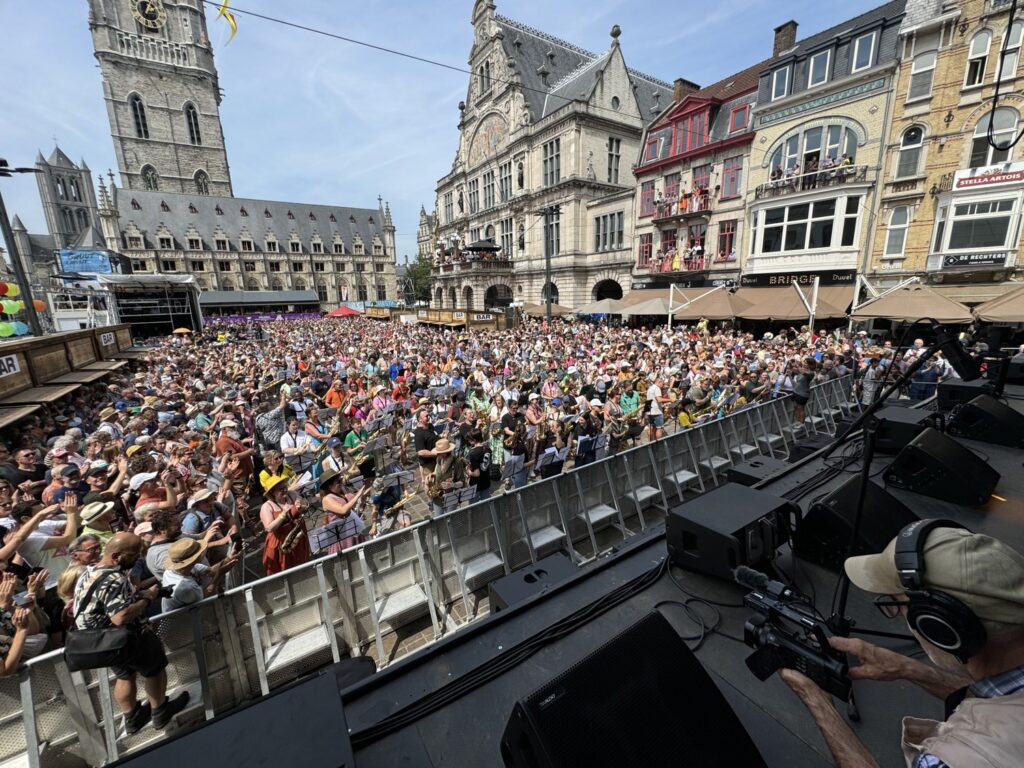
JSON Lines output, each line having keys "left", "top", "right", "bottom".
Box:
{"left": 71, "top": 533, "right": 189, "bottom": 734}
{"left": 778, "top": 521, "right": 1024, "bottom": 767}
{"left": 160, "top": 538, "right": 240, "bottom": 612}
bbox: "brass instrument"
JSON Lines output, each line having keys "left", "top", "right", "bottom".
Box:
{"left": 370, "top": 490, "right": 416, "bottom": 537}
{"left": 280, "top": 500, "right": 311, "bottom": 553}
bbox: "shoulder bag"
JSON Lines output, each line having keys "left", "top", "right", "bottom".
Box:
{"left": 64, "top": 571, "right": 139, "bottom": 672}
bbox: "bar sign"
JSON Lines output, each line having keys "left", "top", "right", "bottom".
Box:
{"left": 0, "top": 355, "right": 21, "bottom": 378}
{"left": 100, "top": 332, "right": 115, "bottom": 346}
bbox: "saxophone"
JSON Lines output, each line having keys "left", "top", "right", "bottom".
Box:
{"left": 280, "top": 500, "right": 310, "bottom": 554}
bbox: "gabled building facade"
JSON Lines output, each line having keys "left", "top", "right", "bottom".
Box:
{"left": 431, "top": 1, "right": 691, "bottom": 310}
{"left": 867, "top": 0, "right": 1024, "bottom": 305}
{"left": 745, "top": 2, "right": 906, "bottom": 295}
{"left": 631, "top": 61, "right": 768, "bottom": 290}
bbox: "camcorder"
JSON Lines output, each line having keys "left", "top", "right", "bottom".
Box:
{"left": 734, "top": 566, "right": 851, "bottom": 701}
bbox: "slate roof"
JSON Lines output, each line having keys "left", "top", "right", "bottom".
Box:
{"left": 766, "top": 0, "right": 907, "bottom": 65}
{"left": 494, "top": 15, "right": 677, "bottom": 125}
{"left": 71, "top": 224, "right": 108, "bottom": 250}
{"left": 111, "top": 188, "right": 388, "bottom": 252}
{"left": 690, "top": 57, "right": 774, "bottom": 103}
{"left": 199, "top": 290, "right": 319, "bottom": 306}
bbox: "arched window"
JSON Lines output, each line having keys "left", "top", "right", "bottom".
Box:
{"left": 62, "top": 208, "right": 75, "bottom": 232}
{"left": 970, "top": 108, "right": 1018, "bottom": 167}
{"left": 1000, "top": 23, "right": 1023, "bottom": 81}
{"left": 896, "top": 127, "right": 924, "bottom": 178}
{"left": 184, "top": 103, "right": 202, "bottom": 146}
{"left": 769, "top": 123, "right": 859, "bottom": 173}
{"left": 55, "top": 178, "right": 67, "bottom": 200}
{"left": 129, "top": 94, "right": 149, "bottom": 139}
{"left": 194, "top": 170, "right": 210, "bottom": 195}
{"left": 69, "top": 179, "right": 81, "bottom": 201}
{"left": 966, "top": 31, "right": 992, "bottom": 87}
{"left": 141, "top": 165, "right": 159, "bottom": 190}
{"left": 295, "top": 279, "right": 307, "bottom": 291}
{"left": 76, "top": 209, "right": 89, "bottom": 232}
{"left": 885, "top": 207, "right": 909, "bottom": 257}
{"left": 271, "top": 279, "right": 284, "bottom": 291}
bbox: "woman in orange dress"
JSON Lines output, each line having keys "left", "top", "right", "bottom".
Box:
{"left": 259, "top": 475, "right": 310, "bottom": 575}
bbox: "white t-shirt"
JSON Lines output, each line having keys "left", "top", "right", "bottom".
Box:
{"left": 18, "top": 530, "right": 72, "bottom": 590}
{"left": 647, "top": 384, "right": 663, "bottom": 416}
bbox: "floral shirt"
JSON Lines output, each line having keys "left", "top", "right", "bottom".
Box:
{"left": 72, "top": 565, "right": 134, "bottom": 630}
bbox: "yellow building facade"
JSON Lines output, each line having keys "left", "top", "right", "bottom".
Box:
{"left": 869, "top": 0, "right": 1024, "bottom": 304}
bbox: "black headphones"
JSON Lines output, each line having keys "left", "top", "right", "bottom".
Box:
{"left": 893, "top": 519, "right": 987, "bottom": 663}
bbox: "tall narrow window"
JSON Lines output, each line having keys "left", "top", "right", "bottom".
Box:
{"left": 717, "top": 219, "right": 737, "bottom": 260}
{"left": 542, "top": 138, "right": 561, "bottom": 186}
{"left": 141, "top": 165, "right": 159, "bottom": 191}
{"left": 908, "top": 52, "right": 937, "bottom": 100}
{"left": 896, "top": 127, "right": 924, "bottom": 178}
{"left": 771, "top": 67, "right": 789, "bottom": 101}
{"left": 721, "top": 156, "right": 743, "bottom": 199}
{"left": 184, "top": 103, "right": 202, "bottom": 145}
{"left": 965, "top": 31, "right": 991, "bottom": 87}
{"left": 607, "top": 137, "right": 621, "bottom": 183}
{"left": 129, "top": 94, "right": 149, "bottom": 139}
{"left": 852, "top": 32, "right": 876, "bottom": 72}
{"left": 545, "top": 208, "right": 560, "bottom": 255}
{"left": 970, "top": 107, "right": 1018, "bottom": 167}
{"left": 194, "top": 170, "right": 210, "bottom": 195}
{"left": 808, "top": 50, "right": 830, "bottom": 88}
{"left": 640, "top": 180, "right": 656, "bottom": 216}
{"left": 885, "top": 206, "right": 909, "bottom": 257}
{"left": 1000, "top": 23, "right": 1023, "bottom": 81}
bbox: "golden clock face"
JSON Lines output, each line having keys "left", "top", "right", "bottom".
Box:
{"left": 132, "top": 0, "right": 167, "bottom": 30}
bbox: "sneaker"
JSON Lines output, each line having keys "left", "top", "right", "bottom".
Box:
{"left": 151, "top": 691, "right": 190, "bottom": 730}
{"left": 124, "top": 702, "right": 151, "bottom": 735}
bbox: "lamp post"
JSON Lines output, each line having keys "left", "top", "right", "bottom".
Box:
{"left": 536, "top": 204, "right": 560, "bottom": 323}
{"left": 0, "top": 159, "right": 43, "bottom": 336}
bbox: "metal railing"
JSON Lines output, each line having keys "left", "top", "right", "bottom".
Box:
{"left": 754, "top": 164, "right": 874, "bottom": 199}
{"left": 3, "top": 377, "right": 857, "bottom": 767}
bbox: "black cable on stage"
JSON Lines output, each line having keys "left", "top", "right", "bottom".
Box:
{"left": 665, "top": 550, "right": 745, "bottom": 608}
{"left": 349, "top": 555, "right": 667, "bottom": 747}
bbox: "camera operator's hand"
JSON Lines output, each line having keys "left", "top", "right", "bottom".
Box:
{"left": 140, "top": 584, "right": 161, "bottom": 602}
{"left": 778, "top": 668, "right": 831, "bottom": 707}
{"left": 828, "top": 636, "right": 909, "bottom": 683}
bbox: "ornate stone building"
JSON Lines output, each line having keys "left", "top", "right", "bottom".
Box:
{"left": 417, "top": 206, "right": 437, "bottom": 261}
{"left": 431, "top": 1, "right": 690, "bottom": 310}
{"left": 88, "top": 0, "right": 232, "bottom": 196}
{"left": 866, "top": 0, "right": 1023, "bottom": 305}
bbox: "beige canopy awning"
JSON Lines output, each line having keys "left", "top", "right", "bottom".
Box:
{"left": 0, "top": 406, "right": 40, "bottom": 430}
{"left": 576, "top": 298, "right": 626, "bottom": 314}
{"left": 971, "top": 283, "right": 1024, "bottom": 322}
{"left": 0, "top": 384, "right": 80, "bottom": 406}
{"left": 522, "top": 302, "right": 574, "bottom": 316}
{"left": 735, "top": 285, "right": 852, "bottom": 321}
{"left": 850, "top": 286, "right": 974, "bottom": 324}
{"left": 673, "top": 290, "right": 752, "bottom": 321}
{"left": 46, "top": 370, "right": 110, "bottom": 385}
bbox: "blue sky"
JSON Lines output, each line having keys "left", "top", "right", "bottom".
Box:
{"left": 1, "top": 0, "right": 883, "bottom": 259}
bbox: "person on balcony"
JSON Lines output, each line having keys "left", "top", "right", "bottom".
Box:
{"left": 787, "top": 163, "right": 801, "bottom": 190}
{"left": 820, "top": 155, "right": 836, "bottom": 185}
{"left": 804, "top": 157, "right": 819, "bottom": 190}
{"left": 838, "top": 154, "right": 853, "bottom": 181}
{"left": 770, "top": 165, "right": 783, "bottom": 190}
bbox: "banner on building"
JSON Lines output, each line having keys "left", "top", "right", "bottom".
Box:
{"left": 58, "top": 250, "right": 131, "bottom": 275}
{"left": 739, "top": 270, "right": 855, "bottom": 287}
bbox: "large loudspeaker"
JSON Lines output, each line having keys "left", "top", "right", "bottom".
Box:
{"left": 874, "top": 406, "right": 940, "bottom": 454}
{"left": 500, "top": 612, "right": 766, "bottom": 768}
{"left": 794, "top": 476, "right": 919, "bottom": 572}
{"left": 114, "top": 665, "right": 358, "bottom": 767}
{"left": 884, "top": 427, "right": 1000, "bottom": 507}
{"left": 947, "top": 394, "right": 1024, "bottom": 447}
{"left": 666, "top": 483, "right": 796, "bottom": 580}
{"left": 488, "top": 553, "right": 577, "bottom": 612}
{"left": 937, "top": 378, "right": 994, "bottom": 410}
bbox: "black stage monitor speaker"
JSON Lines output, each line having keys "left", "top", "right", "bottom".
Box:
{"left": 884, "top": 427, "right": 1000, "bottom": 507}
{"left": 500, "top": 611, "right": 766, "bottom": 768}
{"left": 874, "top": 406, "right": 939, "bottom": 454}
{"left": 726, "top": 455, "right": 790, "bottom": 486}
{"left": 113, "top": 666, "right": 356, "bottom": 768}
{"left": 488, "top": 553, "right": 577, "bottom": 612}
{"left": 947, "top": 394, "right": 1024, "bottom": 448}
{"left": 794, "top": 476, "right": 919, "bottom": 572}
{"left": 666, "top": 483, "right": 796, "bottom": 580}
{"left": 937, "top": 378, "right": 994, "bottom": 410}
{"left": 1007, "top": 360, "right": 1024, "bottom": 384}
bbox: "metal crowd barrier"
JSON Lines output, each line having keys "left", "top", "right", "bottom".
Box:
{"left": 3, "top": 377, "right": 858, "bottom": 767}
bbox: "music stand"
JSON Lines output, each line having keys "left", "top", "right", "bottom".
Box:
{"left": 307, "top": 514, "right": 365, "bottom": 554}
{"left": 535, "top": 449, "right": 556, "bottom": 470}
{"left": 457, "top": 486, "right": 478, "bottom": 506}
{"left": 442, "top": 488, "right": 462, "bottom": 513}
{"left": 576, "top": 435, "right": 595, "bottom": 457}
{"left": 501, "top": 454, "right": 524, "bottom": 486}
{"left": 365, "top": 417, "right": 383, "bottom": 433}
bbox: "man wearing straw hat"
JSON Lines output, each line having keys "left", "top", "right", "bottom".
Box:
{"left": 160, "top": 537, "right": 238, "bottom": 613}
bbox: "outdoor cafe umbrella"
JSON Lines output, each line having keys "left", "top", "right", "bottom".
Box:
{"left": 972, "top": 283, "right": 1024, "bottom": 322}
{"left": 326, "top": 305, "right": 363, "bottom": 318}
{"left": 850, "top": 285, "right": 973, "bottom": 324}
{"left": 523, "top": 301, "right": 574, "bottom": 316}
{"left": 575, "top": 297, "right": 625, "bottom": 315}
{"left": 672, "top": 289, "right": 751, "bottom": 321}
{"left": 172, "top": 327, "right": 192, "bottom": 334}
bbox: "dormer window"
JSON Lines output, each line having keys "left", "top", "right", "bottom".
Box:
{"left": 160, "top": 200, "right": 170, "bottom": 212}
{"left": 215, "top": 205, "right": 224, "bottom": 215}
{"left": 771, "top": 67, "right": 789, "bottom": 101}
{"left": 188, "top": 203, "right": 198, "bottom": 214}
{"left": 131, "top": 199, "right": 141, "bottom": 210}
{"left": 264, "top": 209, "right": 272, "bottom": 218}
{"left": 240, "top": 207, "right": 248, "bottom": 217}
{"left": 807, "top": 50, "right": 830, "bottom": 88}
{"left": 329, "top": 213, "right": 337, "bottom": 222}
{"left": 287, "top": 210, "right": 295, "bottom": 220}
{"left": 309, "top": 212, "right": 316, "bottom": 221}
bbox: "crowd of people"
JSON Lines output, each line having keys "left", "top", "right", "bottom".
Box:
{"left": 0, "top": 311, "right": 979, "bottom": 732}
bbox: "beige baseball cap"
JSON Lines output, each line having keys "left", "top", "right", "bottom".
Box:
{"left": 845, "top": 526, "right": 1024, "bottom": 624}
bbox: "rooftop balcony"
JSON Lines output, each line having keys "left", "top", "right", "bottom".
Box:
{"left": 754, "top": 164, "right": 875, "bottom": 200}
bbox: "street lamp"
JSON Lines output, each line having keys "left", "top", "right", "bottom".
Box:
{"left": 0, "top": 159, "right": 44, "bottom": 336}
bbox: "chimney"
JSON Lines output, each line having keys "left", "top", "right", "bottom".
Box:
{"left": 673, "top": 77, "right": 698, "bottom": 102}
{"left": 773, "top": 20, "right": 798, "bottom": 56}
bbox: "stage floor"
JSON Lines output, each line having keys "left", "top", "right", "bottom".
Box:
{"left": 341, "top": 386, "right": 1024, "bottom": 767}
